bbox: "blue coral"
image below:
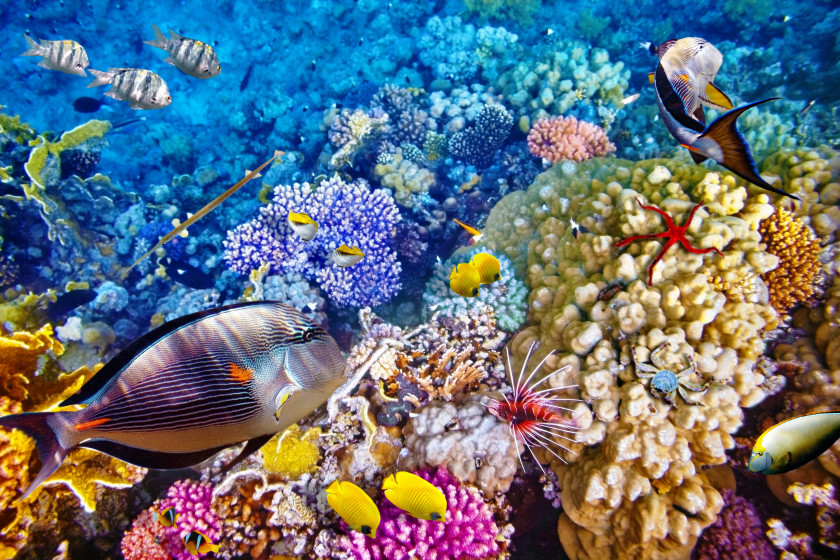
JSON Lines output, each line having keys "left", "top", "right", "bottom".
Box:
{"left": 224, "top": 175, "right": 402, "bottom": 308}
{"left": 448, "top": 104, "right": 513, "bottom": 169}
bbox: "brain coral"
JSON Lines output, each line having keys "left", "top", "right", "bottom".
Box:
{"left": 478, "top": 150, "right": 835, "bottom": 559}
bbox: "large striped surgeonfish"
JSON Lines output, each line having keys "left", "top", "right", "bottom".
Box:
{"left": 0, "top": 301, "right": 347, "bottom": 500}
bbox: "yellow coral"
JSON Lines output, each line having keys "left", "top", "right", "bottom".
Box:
{"left": 261, "top": 424, "right": 322, "bottom": 479}
{"left": 758, "top": 207, "right": 821, "bottom": 318}
{"left": 0, "top": 324, "right": 64, "bottom": 404}
{"left": 24, "top": 119, "right": 111, "bottom": 192}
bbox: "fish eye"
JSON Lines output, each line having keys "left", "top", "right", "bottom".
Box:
{"left": 303, "top": 327, "right": 318, "bottom": 342}
{"left": 471, "top": 288, "right": 478, "bottom": 296}
{"left": 361, "top": 525, "right": 371, "bottom": 535}
{"left": 166, "top": 96, "right": 171, "bottom": 101}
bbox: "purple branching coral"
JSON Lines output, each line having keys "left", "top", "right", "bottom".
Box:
{"left": 695, "top": 489, "right": 774, "bottom": 560}
{"left": 336, "top": 467, "right": 506, "bottom": 560}
{"left": 224, "top": 175, "right": 402, "bottom": 307}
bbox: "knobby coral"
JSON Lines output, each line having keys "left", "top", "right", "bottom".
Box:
{"left": 527, "top": 116, "right": 615, "bottom": 163}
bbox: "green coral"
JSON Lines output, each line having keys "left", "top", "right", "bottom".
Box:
{"left": 463, "top": 0, "right": 541, "bottom": 25}
{"left": 24, "top": 119, "right": 111, "bottom": 191}
{"left": 0, "top": 106, "right": 36, "bottom": 145}
{"left": 576, "top": 9, "right": 611, "bottom": 41}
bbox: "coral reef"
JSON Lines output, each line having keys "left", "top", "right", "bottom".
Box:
{"left": 694, "top": 489, "right": 774, "bottom": 559}
{"left": 527, "top": 116, "right": 615, "bottom": 163}
{"left": 448, "top": 104, "right": 513, "bottom": 169}
{"left": 261, "top": 424, "right": 323, "bottom": 479}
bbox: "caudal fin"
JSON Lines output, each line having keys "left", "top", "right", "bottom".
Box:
{"left": 86, "top": 68, "right": 112, "bottom": 88}
{"left": 143, "top": 23, "right": 167, "bottom": 50}
{"left": 699, "top": 98, "right": 799, "bottom": 200}
{"left": 0, "top": 412, "right": 73, "bottom": 500}
{"left": 20, "top": 34, "right": 41, "bottom": 57}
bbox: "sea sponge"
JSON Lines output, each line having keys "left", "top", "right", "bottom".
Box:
{"left": 261, "top": 424, "right": 323, "bottom": 479}
{"left": 758, "top": 207, "right": 822, "bottom": 318}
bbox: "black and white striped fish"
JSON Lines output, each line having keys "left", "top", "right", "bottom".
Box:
{"left": 20, "top": 34, "right": 89, "bottom": 77}
{"left": 86, "top": 68, "right": 171, "bottom": 110}
{"left": 0, "top": 301, "right": 347, "bottom": 500}
{"left": 144, "top": 24, "right": 221, "bottom": 79}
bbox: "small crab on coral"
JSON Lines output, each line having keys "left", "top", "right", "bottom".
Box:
{"left": 631, "top": 342, "right": 708, "bottom": 406}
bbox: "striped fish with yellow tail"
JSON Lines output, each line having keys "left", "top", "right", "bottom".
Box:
{"left": 0, "top": 301, "right": 346, "bottom": 500}
{"left": 469, "top": 253, "right": 501, "bottom": 285}
{"left": 449, "top": 263, "right": 480, "bottom": 297}
{"left": 288, "top": 211, "right": 319, "bottom": 241}
{"left": 382, "top": 471, "right": 447, "bottom": 522}
{"left": 748, "top": 411, "right": 840, "bottom": 475}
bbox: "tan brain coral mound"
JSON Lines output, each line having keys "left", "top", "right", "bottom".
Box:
{"left": 479, "top": 150, "right": 837, "bottom": 559}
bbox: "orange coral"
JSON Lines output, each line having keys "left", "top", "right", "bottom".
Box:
{"left": 758, "top": 207, "right": 822, "bottom": 318}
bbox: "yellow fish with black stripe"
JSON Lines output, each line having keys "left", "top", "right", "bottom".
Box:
{"left": 145, "top": 24, "right": 221, "bottom": 79}
{"left": 382, "top": 471, "right": 447, "bottom": 522}
{"left": 183, "top": 530, "right": 219, "bottom": 555}
{"left": 469, "top": 253, "right": 501, "bottom": 285}
{"left": 326, "top": 480, "right": 381, "bottom": 538}
{"left": 748, "top": 411, "right": 840, "bottom": 475}
{"left": 449, "top": 263, "right": 480, "bottom": 297}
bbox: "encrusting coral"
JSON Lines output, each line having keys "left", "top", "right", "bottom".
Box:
{"left": 476, "top": 149, "right": 838, "bottom": 559}
{"left": 261, "top": 424, "right": 323, "bottom": 479}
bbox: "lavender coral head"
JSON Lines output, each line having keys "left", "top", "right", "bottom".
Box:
{"left": 224, "top": 175, "right": 402, "bottom": 308}
{"left": 337, "top": 467, "right": 505, "bottom": 560}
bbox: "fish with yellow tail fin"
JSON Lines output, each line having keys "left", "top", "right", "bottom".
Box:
{"left": 183, "top": 530, "right": 219, "bottom": 555}
{"left": 288, "top": 211, "right": 319, "bottom": 241}
{"left": 151, "top": 506, "right": 179, "bottom": 528}
{"left": 651, "top": 38, "right": 798, "bottom": 200}
{"left": 0, "top": 302, "right": 346, "bottom": 501}
{"left": 449, "top": 263, "right": 480, "bottom": 297}
{"left": 453, "top": 218, "right": 483, "bottom": 244}
{"left": 747, "top": 412, "right": 840, "bottom": 475}
{"left": 469, "top": 253, "right": 501, "bottom": 285}
{"left": 382, "top": 471, "right": 447, "bottom": 522}
{"left": 331, "top": 244, "right": 364, "bottom": 267}
{"left": 128, "top": 151, "right": 284, "bottom": 271}
{"left": 326, "top": 480, "right": 381, "bottom": 538}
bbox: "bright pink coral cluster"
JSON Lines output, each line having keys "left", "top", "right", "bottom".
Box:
{"left": 121, "top": 479, "right": 221, "bottom": 560}
{"left": 526, "top": 115, "right": 615, "bottom": 163}
{"left": 337, "top": 467, "right": 505, "bottom": 560}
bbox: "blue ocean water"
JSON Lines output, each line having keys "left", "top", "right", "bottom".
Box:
{"left": 1, "top": 0, "right": 839, "bottom": 558}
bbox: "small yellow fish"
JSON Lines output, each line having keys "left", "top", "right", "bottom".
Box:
{"left": 326, "top": 480, "right": 381, "bottom": 538}
{"left": 288, "top": 211, "right": 319, "bottom": 241}
{"left": 748, "top": 411, "right": 840, "bottom": 475}
{"left": 332, "top": 244, "right": 364, "bottom": 267}
{"left": 151, "top": 506, "right": 179, "bottom": 528}
{"left": 382, "top": 471, "right": 447, "bottom": 522}
{"left": 453, "top": 218, "right": 482, "bottom": 237}
{"left": 128, "top": 150, "right": 284, "bottom": 270}
{"left": 183, "top": 530, "right": 219, "bottom": 555}
{"left": 469, "top": 253, "right": 501, "bottom": 285}
{"left": 449, "top": 263, "right": 480, "bottom": 298}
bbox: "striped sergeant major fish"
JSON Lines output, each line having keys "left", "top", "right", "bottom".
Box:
{"left": 87, "top": 68, "right": 171, "bottom": 110}
{"left": 0, "top": 301, "right": 347, "bottom": 501}
{"left": 652, "top": 37, "right": 798, "bottom": 200}
{"left": 144, "top": 24, "right": 221, "bottom": 79}
{"left": 21, "top": 34, "right": 89, "bottom": 77}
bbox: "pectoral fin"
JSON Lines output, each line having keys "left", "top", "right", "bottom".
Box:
{"left": 700, "top": 82, "right": 734, "bottom": 111}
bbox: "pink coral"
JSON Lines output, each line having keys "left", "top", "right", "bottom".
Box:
{"left": 337, "top": 467, "right": 505, "bottom": 560}
{"left": 526, "top": 116, "right": 615, "bottom": 163}
{"left": 121, "top": 479, "right": 222, "bottom": 560}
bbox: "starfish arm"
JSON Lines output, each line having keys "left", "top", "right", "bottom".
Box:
{"left": 635, "top": 198, "right": 675, "bottom": 229}
{"left": 647, "top": 238, "right": 678, "bottom": 284}
{"left": 684, "top": 203, "right": 706, "bottom": 227}
{"left": 614, "top": 231, "right": 669, "bottom": 248}
{"left": 678, "top": 236, "right": 724, "bottom": 256}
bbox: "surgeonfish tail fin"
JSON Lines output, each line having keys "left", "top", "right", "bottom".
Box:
{"left": 86, "top": 69, "right": 112, "bottom": 88}
{"left": 0, "top": 412, "right": 72, "bottom": 501}
{"left": 143, "top": 23, "right": 168, "bottom": 49}
{"left": 21, "top": 34, "right": 41, "bottom": 56}
{"left": 699, "top": 98, "right": 799, "bottom": 200}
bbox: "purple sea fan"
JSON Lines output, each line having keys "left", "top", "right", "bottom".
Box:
{"left": 694, "top": 489, "right": 774, "bottom": 560}
{"left": 224, "top": 175, "right": 402, "bottom": 307}
{"left": 337, "top": 467, "right": 505, "bottom": 560}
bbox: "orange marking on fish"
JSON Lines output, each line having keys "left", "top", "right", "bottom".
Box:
{"left": 679, "top": 74, "right": 689, "bottom": 82}
{"left": 229, "top": 363, "right": 255, "bottom": 384}
{"left": 74, "top": 418, "right": 110, "bottom": 431}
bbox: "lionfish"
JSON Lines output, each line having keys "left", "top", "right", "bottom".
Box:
{"left": 481, "top": 342, "right": 584, "bottom": 473}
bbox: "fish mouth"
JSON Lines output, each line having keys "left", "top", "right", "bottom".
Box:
{"left": 747, "top": 451, "right": 772, "bottom": 473}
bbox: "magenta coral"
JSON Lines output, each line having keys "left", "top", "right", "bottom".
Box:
{"left": 694, "top": 489, "right": 774, "bottom": 560}
{"left": 337, "top": 467, "right": 504, "bottom": 560}
{"left": 526, "top": 115, "right": 615, "bottom": 163}
{"left": 121, "top": 479, "right": 221, "bottom": 560}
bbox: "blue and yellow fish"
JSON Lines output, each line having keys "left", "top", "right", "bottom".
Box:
{"left": 450, "top": 263, "right": 480, "bottom": 297}
{"left": 326, "top": 480, "right": 381, "bottom": 538}
{"left": 382, "top": 471, "right": 447, "bottom": 522}
{"left": 469, "top": 253, "right": 501, "bottom": 285}
{"left": 288, "top": 211, "right": 319, "bottom": 241}
{"left": 152, "top": 506, "right": 179, "bottom": 528}
{"left": 0, "top": 301, "right": 347, "bottom": 500}
{"left": 748, "top": 411, "right": 840, "bottom": 475}
{"left": 183, "top": 530, "right": 219, "bottom": 555}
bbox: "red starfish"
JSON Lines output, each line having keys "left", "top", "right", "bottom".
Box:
{"left": 614, "top": 198, "right": 723, "bottom": 284}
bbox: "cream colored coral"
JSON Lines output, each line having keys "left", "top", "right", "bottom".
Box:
{"left": 480, "top": 151, "right": 832, "bottom": 559}
{"left": 399, "top": 393, "right": 519, "bottom": 494}
{"left": 373, "top": 148, "right": 436, "bottom": 207}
